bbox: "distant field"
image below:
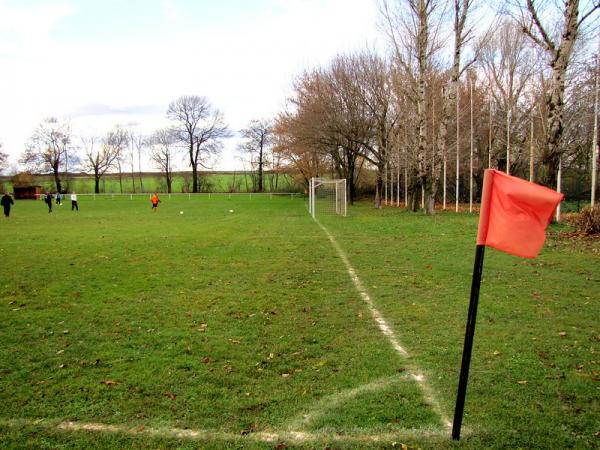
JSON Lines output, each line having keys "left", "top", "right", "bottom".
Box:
{"left": 0, "top": 171, "right": 301, "bottom": 195}
{"left": 0, "top": 196, "right": 598, "bottom": 449}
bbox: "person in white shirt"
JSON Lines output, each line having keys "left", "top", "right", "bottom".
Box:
{"left": 71, "top": 192, "right": 79, "bottom": 211}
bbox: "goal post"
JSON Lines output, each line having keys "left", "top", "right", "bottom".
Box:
{"left": 309, "top": 177, "right": 347, "bottom": 218}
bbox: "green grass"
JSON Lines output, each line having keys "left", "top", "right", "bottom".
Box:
{"left": 0, "top": 197, "right": 598, "bottom": 449}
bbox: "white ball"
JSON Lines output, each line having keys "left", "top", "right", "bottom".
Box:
{"left": 229, "top": 209, "right": 234, "bottom": 213}
{"left": 180, "top": 211, "right": 184, "bottom": 214}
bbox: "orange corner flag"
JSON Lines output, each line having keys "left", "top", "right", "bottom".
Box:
{"left": 476, "top": 170, "right": 564, "bottom": 259}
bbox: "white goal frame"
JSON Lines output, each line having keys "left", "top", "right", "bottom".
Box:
{"left": 309, "top": 177, "right": 347, "bottom": 218}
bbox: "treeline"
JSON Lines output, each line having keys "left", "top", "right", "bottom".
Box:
{"left": 0, "top": 171, "right": 300, "bottom": 195}
{"left": 271, "top": 0, "right": 600, "bottom": 211}
{"left": 3, "top": 96, "right": 287, "bottom": 196}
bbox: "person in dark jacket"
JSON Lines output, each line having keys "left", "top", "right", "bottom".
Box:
{"left": 1, "top": 192, "right": 14, "bottom": 217}
{"left": 44, "top": 192, "right": 53, "bottom": 213}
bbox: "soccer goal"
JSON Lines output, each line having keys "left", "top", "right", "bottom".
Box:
{"left": 309, "top": 177, "right": 347, "bottom": 218}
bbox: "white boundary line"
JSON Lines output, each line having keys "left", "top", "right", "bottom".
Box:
{"left": 313, "top": 217, "right": 452, "bottom": 430}
{"left": 0, "top": 418, "right": 449, "bottom": 445}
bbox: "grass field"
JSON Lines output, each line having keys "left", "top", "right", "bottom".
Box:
{"left": 0, "top": 196, "right": 598, "bottom": 449}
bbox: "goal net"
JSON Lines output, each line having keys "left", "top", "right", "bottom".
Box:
{"left": 309, "top": 178, "right": 347, "bottom": 218}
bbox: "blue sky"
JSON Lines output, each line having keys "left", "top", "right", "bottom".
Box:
{"left": 0, "top": 0, "right": 381, "bottom": 171}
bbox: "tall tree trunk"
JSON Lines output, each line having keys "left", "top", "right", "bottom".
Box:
{"left": 131, "top": 165, "right": 136, "bottom": 194}
{"left": 138, "top": 149, "right": 144, "bottom": 193}
{"left": 374, "top": 167, "right": 384, "bottom": 208}
{"left": 53, "top": 166, "right": 62, "bottom": 194}
{"left": 258, "top": 143, "right": 264, "bottom": 193}
{"left": 524, "top": 0, "right": 582, "bottom": 188}
{"left": 94, "top": 171, "right": 100, "bottom": 194}
{"left": 540, "top": 65, "right": 567, "bottom": 187}
{"left": 416, "top": 0, "right": 429, "bottom": 214}
{"left": 407, "top": 168, "right": 420, "bottom": 212}
{"left": 190, "top": 139, "right": 198, "bottom": 193}
{"left": 347, "top": 154, "right": 356, "bottom": 205}
{"left": 118, "top": 164, "right": 123, "bottom": 193}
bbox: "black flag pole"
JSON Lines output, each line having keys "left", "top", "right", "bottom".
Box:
{"left": 452, "top": 244, "right": 486, "bottom": 440}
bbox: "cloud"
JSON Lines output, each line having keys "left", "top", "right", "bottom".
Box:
{"left": 0, "top": 1, "right": 73, "bottom": 47}
{"left": 71, "top": 102, "right": 166, "bottom": 117}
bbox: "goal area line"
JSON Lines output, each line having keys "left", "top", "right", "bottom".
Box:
{"left": 312, "top": 217, "right": 452, "bottom": 430}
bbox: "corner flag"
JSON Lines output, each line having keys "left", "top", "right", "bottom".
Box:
{"left": 452, "top": 169, "right": 563, "bottom": 440}
{"left": 477, "top": 169, "right": 564, "bottom": 258}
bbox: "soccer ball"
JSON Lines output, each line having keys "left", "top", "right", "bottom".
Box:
{"left": 180, "top": 211, "right": 184, "bottom": 215}
{"left": 229, "top": 209, "right": 234, "bottom": 213}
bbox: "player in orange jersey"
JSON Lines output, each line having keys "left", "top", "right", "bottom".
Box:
{"left": 151, "top": 193, "right": 160, "bottom": 213}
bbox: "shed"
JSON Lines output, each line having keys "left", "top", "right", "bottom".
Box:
{"left": 14, "top": 185, "right": 42, "bottom": 200}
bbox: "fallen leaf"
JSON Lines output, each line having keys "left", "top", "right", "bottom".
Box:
{"left": 164, "top": 391, "right": 176, "bottom": 400}
{"left": 275, "top": 443, "right": 287, "bottom": 449}
{"left": 228, "top": 338, "right": 241, "bottom": 345}
{"left": 100, "top": 380, "right": 118, "bottom": 385}
{"left": 517, "top": 380, "right": 528, "bottom": 385}
{"left": 281, "top": 373, "right": 290, "bottom": 378}
{"left": 576, "top": 364, "right": 584, "bottom": 371}
{"left": 559, "top": 331, "right": 567, "bottom": 337}
{"left": 59, "top": 364, "right": 67, "bottom": 369}
{"left": 201, "top": 356, "right": 210, "bottom": 364}
{"left": 493, "top": 351, "right": 501, "bottom": 357}
{"left": 396, "top": 368, "right": 406, "bottom": 373}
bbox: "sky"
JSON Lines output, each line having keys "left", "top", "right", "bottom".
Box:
{"left": 0, "top": 0, "right": 381, "bottom": 172}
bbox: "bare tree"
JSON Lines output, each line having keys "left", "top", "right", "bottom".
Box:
{"left": 480, "top": 19, "right": 538, "bottom": 173}
{"left": 239, "top": 119, "right": 273, "bottom": 192}
{"left": 273, "top": 56, "right": 375, "bottom": 204}
{"left": 167, "top": 95, "right": 230, "bottom": 192}
{"left": 515, "top": 0, "right": 600, "bottom": 187}
{"left": 380, "top": 0, "right": 445, "bottom": 212}
{"left": 440, "top": 0, "right": 482, "bottom": 212}
{"left": 83, "top": 127, "right": 127, "bottom": 193}
{"left": 20, "top": 117, "right": 70, "bottom": 193}
{"left": 273, "top": 111, "right": 329, "bottom": 189}
{"left": 0, "top": 144, "right": 8, "bottom": 175}
{"left": 149, "top": 128, "right": 176, "bottom": 193}
{"left": 341, "top": 52, "right": 398, "bottom": 208}
{"left": 127, "top": 125, "right": 146, "bottom": 193}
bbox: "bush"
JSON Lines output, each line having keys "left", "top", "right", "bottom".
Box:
{"left": 573, "top": 206, "right": 600, "bottom": 236}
